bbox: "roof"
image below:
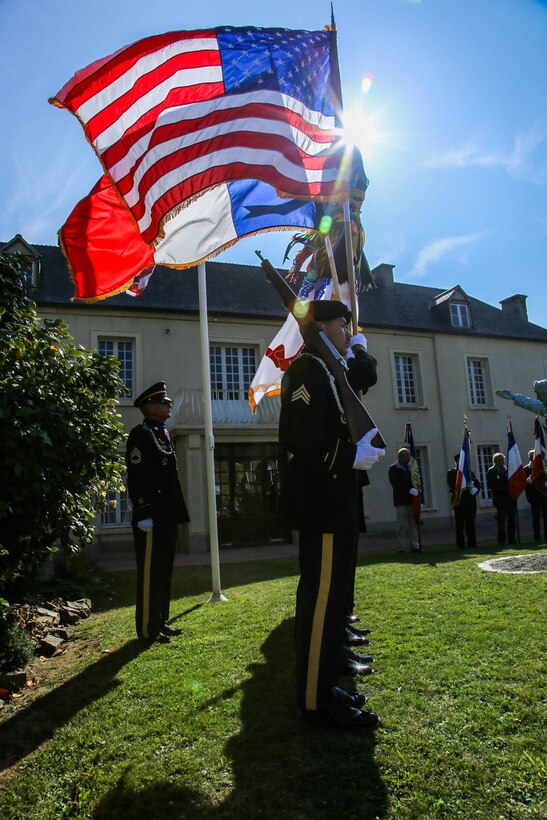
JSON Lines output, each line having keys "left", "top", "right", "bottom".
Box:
{"left": 4, "top": 240, "right": 547, "bottom": 342}
{"left": 361, "top": 280, "right": 547, "bottom": 341}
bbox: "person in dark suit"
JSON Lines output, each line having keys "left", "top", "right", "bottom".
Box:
{"left": 446, "top": 455, "right": 481, "bottom": 549}
{"left": 486, "top": 453, "right": 516, "bottom": 545}
{"left": 524, "top": 450, "right": 547, "bottom": 543}
{"left": 279, "top": 300, "right": 384, "bottom": 731}
{"left": 388, "top": 449, "right": 421, "bottom": 552}
{"left": 126, "top": 382, "right": 190, "bottom": 643}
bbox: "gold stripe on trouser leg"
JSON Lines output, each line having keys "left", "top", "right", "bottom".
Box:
{"left": 142, "top": 530, "right": 153, "bottom": 639}
{"left": 305, "top": 533, "right": 334, "bottom": 711}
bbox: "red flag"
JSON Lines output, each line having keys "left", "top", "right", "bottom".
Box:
{"left": 531, "top": 417, "right": 547, "bottom": 496}
{"left": 506, "top": 421, "right": 527, "bottom": 500}
{"left": 59, "top": 175, "right": 154, "bottom": 301}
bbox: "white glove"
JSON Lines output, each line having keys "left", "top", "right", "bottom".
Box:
{"left": 409, "top": 488, "right": 419, "bottom": 497}
{"left": 137, "top": 518, "right": 154, "bottom": 532}
{"left": 353, "top": 428, "right": 385, "bottom": 470}
{"left": 350, "top": 332, "right": 367, "bottom": 351}
{"left": 469, "top": 486, "right": 479, "bottom": 496}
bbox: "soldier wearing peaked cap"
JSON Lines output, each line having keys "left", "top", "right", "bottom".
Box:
{"left": 279, "top": 300, "right": 384, "bottom": 730}
{"left": 126, "top": 382, "right": 189, "bottom": 643}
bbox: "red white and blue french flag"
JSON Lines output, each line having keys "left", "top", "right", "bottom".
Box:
{"left": 506, "top": 420, "right": 528, "bottom": 499}
{"left": 50, "top": 26, "right": 362, "bottom": 300}
{"left": 453, "top": 428, "right": 472, "bottom": 508}
{"left": 530, "top": 416, "right": 547, "bottom": 495}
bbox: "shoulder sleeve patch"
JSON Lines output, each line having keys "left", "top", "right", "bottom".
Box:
{"left": 130, "top": 447, "right": 142, "bottom": 464}
{"left": 291, "top": 384, "right": 311, "bottom": 405}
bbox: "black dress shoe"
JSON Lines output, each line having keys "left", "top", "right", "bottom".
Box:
{"left": 156, "top": 633, "right": 171, "bottom": 644}
{"left": 348, "top": 626, "right": 372, "bottom": 637}
{"left": 346, "top": 651, "right": 374, "bottom": 664}
{"left": 162, "top": 625, "right": 182, "bottom": 636}
{"left": 317, "top": 690, "right": 380, "bottom": 730}
{"left": 333, "top": 687, "right": 368, "bottom": 708}
{"left": 348, "top": 614, "right": 361, "bottom": 624}
{"left": 345, "top": 629, "right": 370, "bottom": 647}
{"left": 338, "top": 662, "right": 375, "bottom": 677}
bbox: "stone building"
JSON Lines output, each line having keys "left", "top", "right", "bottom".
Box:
{"left": 2, "top": 234, "right": 546, "bottom": 552}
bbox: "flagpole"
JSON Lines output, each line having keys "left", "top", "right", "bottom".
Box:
{"left": 343, "top": 199, "right": 359, "bottom": 335}
{"left": 198, "top": 261, "right": 227, "bottom": 602}
{"left": 324, "top": 235, "right": 342, "bottom": 300}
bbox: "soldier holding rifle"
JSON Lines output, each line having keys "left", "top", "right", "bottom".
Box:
{"left": 278, "top": 298, "right": 385, "bottom": 730}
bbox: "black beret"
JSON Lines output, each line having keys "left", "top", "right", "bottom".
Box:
{"left": 134, "top": 381, "right": 172, "bottom": 408}
{"left": 306, "top": 299, "right": 352, "bottom": 324}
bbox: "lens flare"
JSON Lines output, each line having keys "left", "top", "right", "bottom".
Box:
{"left": 318, "top": 215, "right": 333, "bottom": 234}
{"left": 293, "top": 301, "right": 309, "bottom": 321}
{"left": 361, "top": 73, "right": 373, "bottom": 94}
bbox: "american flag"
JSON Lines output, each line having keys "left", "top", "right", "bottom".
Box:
{"left": 51, "top": 26, "right": 346, "bottom": 248}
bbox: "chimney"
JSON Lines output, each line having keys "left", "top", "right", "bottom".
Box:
{"left": 371, "top": 263, "right": 395, "bottom": 288}
{"left": 499, "top": 294, "right": 528, "bottom": 322}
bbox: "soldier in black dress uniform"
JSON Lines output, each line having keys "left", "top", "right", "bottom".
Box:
{"left": 126, "top": 382, "right": 190, "bottom": 643}
{"left": 279, "top": 301, "right": 385, "bottom": 730}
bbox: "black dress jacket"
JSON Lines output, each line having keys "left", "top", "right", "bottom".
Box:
{"left": 279, "top": 350, "right": 363, "bottom": 534}
{"left": 126, "top": 421, "right": 190, "bottom": 526}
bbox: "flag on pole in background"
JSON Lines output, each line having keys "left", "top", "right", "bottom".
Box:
{"left": 50, "top": 26, "right": 367, "bottom": 300}
{"left": 452, "top": 427, "right": 472, "bottom": 508}
{"left": 404, "top": 422, "right": 423, "bottom": 523}
{"left": 531, "top": 416, "right": 547, "bottom": 495}
{"left": 506, "top": 420, "right": 527, "bottom": 499}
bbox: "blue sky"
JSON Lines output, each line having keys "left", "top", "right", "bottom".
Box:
{"left": 1, "top": 0, "right": 546, "bottom": 326}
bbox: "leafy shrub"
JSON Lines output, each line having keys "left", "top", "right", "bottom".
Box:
{"left": 0, "top": 598, "right": 35, "bottom": 673}
{"left": 0, "top": 253, "right": 127, "bottom": 591}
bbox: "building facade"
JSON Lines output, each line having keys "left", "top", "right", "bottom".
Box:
{"left": 3, "top": 235, "right": 546, "bottom": 552}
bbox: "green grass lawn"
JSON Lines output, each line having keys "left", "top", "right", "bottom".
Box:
{"left": 0, "top": 542, "right": 545, "bottom": 819}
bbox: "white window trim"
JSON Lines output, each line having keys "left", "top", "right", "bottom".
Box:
{"left": 390, "top": 348, "right": 427, "bottom": 409}
{"left": 474, "top": 442, "right": 500, "bottom": 506}
{"left": 464, "top": 353, "right": 495, "bottom": 409}
{"left": 91, "top": 330, "right": 143, "bottom": 406}
{"left": 450, "top": 302, "right": 471, "bottom": 328}
{"left": 209, "top": 341, "right": 259, "bottom": 402}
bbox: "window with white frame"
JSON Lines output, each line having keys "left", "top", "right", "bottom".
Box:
{"left": 394, "top": 353, "right": 420, "bottom": 406}
{"left": 450, "top": 303, "right": 470, "bottom": 328}
{"left": 414, "top": 447, "right": 431, "bottom": 507}
{"left": 98, "top": 337, "right": 135, "bottom": 400}
{"left": 100, "top": 482, "right": 132, "bottom": 527}
{"left": 476, "top": 445, "right": 498, "bottom": 502}
{"left": 466, "top": 357, "right": 491, "bottom": 407}
{"left": 210, "top": 345, "right": 257, "bottom": 401}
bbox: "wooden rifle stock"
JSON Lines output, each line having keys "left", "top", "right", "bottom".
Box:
{"left": 255, "top": 251, "right": 386, "bottom": 449}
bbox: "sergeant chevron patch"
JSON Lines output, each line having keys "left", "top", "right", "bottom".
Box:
{"left": 130, "top": 447, "right": 142, "bottom": 464}
{"left": 291, "top": 385, "right": 311, "bottom": 405}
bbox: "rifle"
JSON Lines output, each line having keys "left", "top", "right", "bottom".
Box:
{"left": 255, "top": 250, "right": 386, "bottom": 449}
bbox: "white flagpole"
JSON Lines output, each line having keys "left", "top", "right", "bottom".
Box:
{"left": 198, "top": 261, "right": 227, "bottom": 602}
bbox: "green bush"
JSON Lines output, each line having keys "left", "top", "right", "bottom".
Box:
{"left": 0, "top": 598, "right": 35, "bottom": 673}
{"left": 0, "top": 253, "right": 127, "bottom": 591}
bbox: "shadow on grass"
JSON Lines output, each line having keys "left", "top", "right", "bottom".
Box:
{"left": 93, "top": 558, "right": 301, "bottom": 613}
{"left": 0, "top": 640, "right": 147, "bottom": 774}
{"left": 92, "top": 618, "right": 389, "bottom": 820}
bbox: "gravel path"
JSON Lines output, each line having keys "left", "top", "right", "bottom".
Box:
{"left": 478, "top": 552, "right": 547, "bottom": 574}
